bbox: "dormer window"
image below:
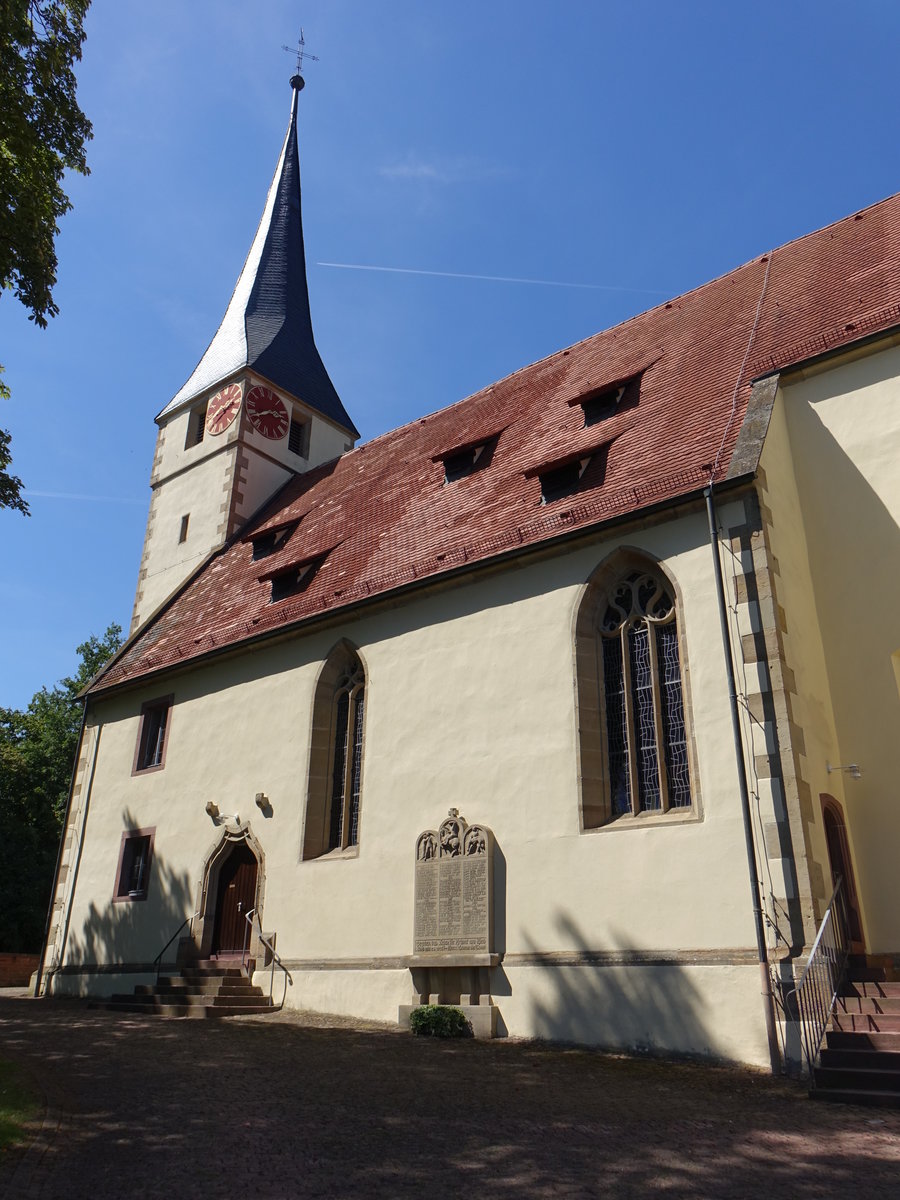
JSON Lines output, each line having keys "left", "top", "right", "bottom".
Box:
{"left": 269, "top": 556, "right": 324, "bottom": 602}
{"left": 568, "top": 368, "right": 648, "bottom": 427}
{"left": 539, "top": 458, "right": 591, "bottom": 504}
{"left": 259, "top": 545, "right": 336, "bottom": 604}
{"left": 185, "top": 403, "right": 208, "bottom": 448}
{"left": 247, "top": 521, "right": 300, "bottom": 561}
{"left": 433, "top": 432, "right": 502, "bottom": 484}
{"left": 580, "top": 385, "right": 626, "bottom": 426}
{"left": 525, "top": 438, "right": 615, "bottom": 505}
{"left": 288, "top": 411, "right": 311, "bottom": 458}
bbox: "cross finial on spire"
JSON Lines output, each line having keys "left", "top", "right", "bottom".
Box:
{"left": 282, "top": 28, "right": 319, "bottom": 80}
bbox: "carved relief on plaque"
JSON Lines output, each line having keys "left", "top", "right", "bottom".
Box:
{"left": 439, "top": 811, "right": 463, "bottom": 857}
{"left": 464, "top": 826, "right": 487, "bottom": 856}
{"left": 413, "top": 810, "right": 494, "bottom": 955}
{"left": 416, "top": 832, "right": 437, "bottom": 861}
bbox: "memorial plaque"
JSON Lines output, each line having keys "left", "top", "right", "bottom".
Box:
{"left": 414, "top": 813, "right": 493, "bottom": 954}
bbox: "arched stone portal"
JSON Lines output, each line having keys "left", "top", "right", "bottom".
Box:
{"left": 821, "top": 795, "right": 865, "bottom": 954}
{"left": 193, "top": 825, "right": 266, "bottom": 961}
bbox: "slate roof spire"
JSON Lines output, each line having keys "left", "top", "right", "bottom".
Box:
{"left": 159, "top": 75, "right": 358, "bottom": 437}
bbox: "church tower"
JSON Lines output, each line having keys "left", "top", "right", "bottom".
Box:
{"left": 131, "top": 74, "right": 357, "bottom": 632}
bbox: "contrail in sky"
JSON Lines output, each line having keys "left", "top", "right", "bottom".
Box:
{"left": 318, "top": 262, "right": 668, "bottom": 296}
{"left": 24, "top": 490, "right": 143, "bottom": 504}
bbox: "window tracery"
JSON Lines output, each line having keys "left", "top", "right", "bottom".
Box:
{"left": 575, "top": 554, "right": 695, "bottom": 830}
{"left": 598, "top": 571, "right": 690, "bottom": 815}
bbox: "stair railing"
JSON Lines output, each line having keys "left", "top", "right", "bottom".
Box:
{"left": 787, "top": 876, "right": 850, "bottom": 1080}
{"left": 243, "top": 908, "right": 293, "bottom": 1009}
{"left": 153, "top": 910, "right": 200, "bottom": 983}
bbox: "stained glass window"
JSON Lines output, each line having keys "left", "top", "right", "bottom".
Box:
{"left": 327, "top": 661, "right": 366, "bottom": 851}
{"left": 599, "top": 569, "right": 690, "bottom": 817}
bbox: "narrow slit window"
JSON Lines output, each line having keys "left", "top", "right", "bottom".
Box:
{"left": 178, "top": 514, "right": 190, "bottom": 544}
{"left": 185, "top": 404, "right": 207, "bottom": 448}
{"left": 288, "top": 412, "right": 310, "bottom": 458}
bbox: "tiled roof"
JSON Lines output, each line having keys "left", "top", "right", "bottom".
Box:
{"left": 94, "top": 193, "right": 900, "bottom": 694}
{"left": 158, "top": 82, "right": 358, "bottom": 438}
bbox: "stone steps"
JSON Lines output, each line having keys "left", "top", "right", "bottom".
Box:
{"left": 826, "top": 1030, "right": 900, "bottom": 1053}
{"left": 107, "top": 963, "right": 274, "bottom": 1019}
{"left": 844, "top": 981, "right": 900, "bottom": 999}
{"left": 811, "top": 965, "right": 900, "bottom": 1107}
{"left": 835, "top": 995, "right": 900, "bottom": 1014}
{"left": 830, "top": 1012, "right": 900, "bottom": 1033}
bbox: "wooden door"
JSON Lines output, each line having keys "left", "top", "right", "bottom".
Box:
{"left": 211, "top": 843, "right": 258, "bottom": 955}
{"left": 822, "top": 796, "right": 864, "bottom": 953}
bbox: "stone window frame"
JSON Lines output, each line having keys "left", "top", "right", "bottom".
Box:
{"left": 184, "top": 403, "right": 207, "bottom": 449}
{"left": 288, "top": 409, "right": 311, "bottom": 458}
{"left": 131, "top": 694, "right": 174, "bottom": 775}
{"left": 574, "top": 548, "right": 702, "bottom": 832}
{"left": 302, "top": 641, "right": 368, "bottom": 861}
{"left": 112, "top": 826, "right": 155, "bottom": 903}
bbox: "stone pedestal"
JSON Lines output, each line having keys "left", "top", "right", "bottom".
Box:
{"left": 400, "top": 812, "right": 501, "bottom": 1038}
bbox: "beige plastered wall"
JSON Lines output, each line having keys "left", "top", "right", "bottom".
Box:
{"left": 49, "top": 501, "right": 775, "bottom": 1066}
{"left": 758, "top": 342, "right": 900, "bottom": 953}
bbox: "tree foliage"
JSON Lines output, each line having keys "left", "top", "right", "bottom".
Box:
{"left": 0, "top": 426, "right": 27, "bottom": 514}
{"left": 0, "top": 0, "right": 93, "bottom": 514}
{"left": 0, "top": 622, "right": 121, "bottom": 953}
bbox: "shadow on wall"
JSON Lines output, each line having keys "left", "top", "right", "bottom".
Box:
{"left": 508, "top": 910, "right": 724, "bottom": 1061}
{"left": 61, "top": 808, "right": 195, "bottom": 976}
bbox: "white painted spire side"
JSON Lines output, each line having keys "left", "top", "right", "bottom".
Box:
{"left": 157, "top": 93, "right": 298, "bottom": 421}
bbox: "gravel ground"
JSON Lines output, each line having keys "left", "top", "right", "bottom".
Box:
{"left": 1, "top": 992, "right": 899, "bottom": 1199}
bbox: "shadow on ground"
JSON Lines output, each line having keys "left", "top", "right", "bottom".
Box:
{"left": 1, "top": 996, "right": 898, "bottom": 1199}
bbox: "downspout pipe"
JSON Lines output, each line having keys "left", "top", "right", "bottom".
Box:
{"left": 33, "top": 701, "right": 87, "bottom": 998}
{"left": 705, "top": 484, "right": 781, "bottom": 1074}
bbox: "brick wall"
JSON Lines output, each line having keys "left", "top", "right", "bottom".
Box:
{"left": 0, "top": 953, "right": 39, "bottom": 987}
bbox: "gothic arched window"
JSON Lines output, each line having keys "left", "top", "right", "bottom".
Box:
{"left": 327, "top": 660, "right": 365, "bottom": 851}
{"left": 575, "top": 556, "right": 694, "bottom": 828}
{"left": 303, "top": 644, "right": 367, "bottom": 859}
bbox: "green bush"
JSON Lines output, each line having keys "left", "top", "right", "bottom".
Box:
{"left": 408, "top": 1004, "right": 471, "bottom": 1038}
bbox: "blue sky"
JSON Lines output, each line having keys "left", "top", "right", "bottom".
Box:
{"left": 2, "top": 0, "right": 900, "bottom": 708}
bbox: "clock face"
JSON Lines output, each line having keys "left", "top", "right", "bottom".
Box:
{"left": 246, "top": 385, "right": 289, "bottom": 441}
{"left": 205, "top": 383, "right": 243, "bottom": 436}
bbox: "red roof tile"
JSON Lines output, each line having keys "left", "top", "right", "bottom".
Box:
{"left": 93, "top": 194, "right": 900, "bottom": 693}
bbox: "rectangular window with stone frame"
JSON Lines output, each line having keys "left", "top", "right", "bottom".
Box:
{"left": 113, "top": 828, "right": 155, "bottom": 901}
{"left": 132, "top": 696, "right": 173, "bottom": 774}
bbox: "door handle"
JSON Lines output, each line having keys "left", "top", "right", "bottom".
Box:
{"left": 237, "top": 901, "right": 242, "bottom": 913}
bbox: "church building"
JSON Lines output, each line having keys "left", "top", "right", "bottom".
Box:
{"left": 39, "top": 73, "right": 900, "bottom": 1073}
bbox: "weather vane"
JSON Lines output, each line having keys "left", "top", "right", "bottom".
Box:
{"left": 282, "top": 28, "right": 319, "bottom": 77}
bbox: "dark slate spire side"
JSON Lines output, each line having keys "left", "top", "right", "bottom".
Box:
{"left": 245, "top": 83, "right": 358, "bottom": 436}
{"left": 160, "top": 79, "right": 357, "bottom": 437}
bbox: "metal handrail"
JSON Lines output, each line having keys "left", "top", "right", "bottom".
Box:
{"left": 242, "top": 908, "right": 293, "bottom": 1009}
{"left": 153, "top": 910, "right": 200, "bottom": 983}
{"left": 787, "top": 876, "right": 850, "bottom": 1080}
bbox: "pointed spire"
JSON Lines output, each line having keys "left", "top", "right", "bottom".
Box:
{"left": 159, "top": 79, "right": 358, "bottom": 438}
